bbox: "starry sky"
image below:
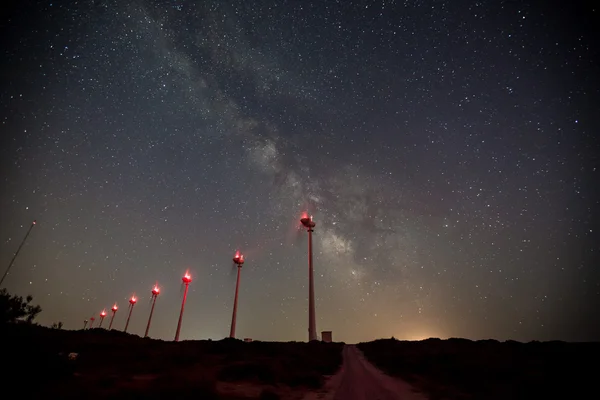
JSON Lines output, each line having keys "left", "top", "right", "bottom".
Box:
{"left": 1, "top": 0, "right": 598, "bottom": 343}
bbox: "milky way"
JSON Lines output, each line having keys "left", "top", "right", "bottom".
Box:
{"left": 1, "top": 0, "right": 598, "bottom": 342}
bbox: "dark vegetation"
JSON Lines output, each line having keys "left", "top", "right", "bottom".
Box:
{"left": 0, "top": 288, "right": 42, "bottom": 324}
{"left": 2, "top": 323, "right": 343, "bottom": 400}
{"left": 358, "top": 337, "right": 599, "bottom": 400}
{"left": 5, "top": 289, "right": 597, "bottom": 399}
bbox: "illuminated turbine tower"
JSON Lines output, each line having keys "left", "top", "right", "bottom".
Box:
{"left": 144, "top": 284, "right": 160, "bottom": 338}
{"left": 124, "top": 295, "right": 137, "bottom": 333}
{"left": 108, "top": 303, "right": 118, "bottom": 330}
{"left": 0, "top": 220, "right": 37, "bottom": 287}
{"left": 229, "top": 250, "right": 245, "bottom": 338}
{"left": 89, "top": 316, "right": 95, "bottom": 329}
{"left": 174, "top": 271, "right": 192, "bottom": 342}
{"left": 98, "top": 309, "right": 107, "bottom": 328}
{"left": 300, "top": 212, "right": 317, "bottom": 342}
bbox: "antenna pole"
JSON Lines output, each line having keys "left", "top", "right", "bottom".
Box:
{"left": 0, "top": 220, "right": 36, "bottom": 287}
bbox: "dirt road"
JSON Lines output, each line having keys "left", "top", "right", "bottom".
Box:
{"left": 331, "top": 345, "right": 428, "bottom": 400}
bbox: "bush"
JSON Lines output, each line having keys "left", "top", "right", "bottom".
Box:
{"left": 0, "top": 288, "right": 42, "bottom": 324}
{"left": 259, "top": 389, "right": 281, "bottom": 400}
{"left": 284, "top": 371, "right": 323, "bottom": 388}
{"left": 217, "top": 362, "right": 276, "bottom": 384}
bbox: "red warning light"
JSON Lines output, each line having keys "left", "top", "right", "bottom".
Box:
{"left": 112, "top": 304, "right": 118, "bottom": 312}
{"left": 233, "top": 251, "right": 245, "bottom": 265}
{"left": 100, "top": 309, "right": 107, "bottom": 317}
{"left": 152, "top": 285, "right": 160, "bottom": 296}
{"left": 129, "top": 296, "right": 137, "bottom": 304}
{"left": 300, "top": 212, "right": 315, "bottom": 228}
{"left": 182, "top": 271, "right": 192, "bottom": 284}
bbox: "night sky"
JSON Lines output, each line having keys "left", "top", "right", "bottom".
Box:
{"left": 1, "top": 0, "right": 598, "bottom": 343}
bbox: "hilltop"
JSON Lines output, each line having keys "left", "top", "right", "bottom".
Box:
{"left": 3, "top": 323, "right": 343, "bottom": 400}
{"left": 3, "top": 323, "right": 598, "bottom": 399}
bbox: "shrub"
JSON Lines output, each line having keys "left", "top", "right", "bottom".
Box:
{"left": 0, "top": 289, "right": 42, "bottom": 324}
{"left": 217, "top": 362, "right": 276, "bottom": 384}
{"left": 259, "top": 388, "right": 281, "bottom": 400}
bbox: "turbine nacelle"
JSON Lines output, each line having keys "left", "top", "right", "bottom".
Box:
{"left": 111, "top": 304, "right": 118, "bottom": 312}
{"left": 233, "top": 250, "right": 245, "bottom": 266}
{"left": 300, "top": 212, "right": 316, "bottom": 229}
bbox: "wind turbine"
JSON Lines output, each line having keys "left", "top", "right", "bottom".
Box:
{"left": 144, "top": 284, "right": 160, "bottom": 338}
{"left": 300, "top": 212, "right": 317, "bottom": 342}
{"left": 174, "top": 271, "right": 192, "bottom": 342}
{"left": 229, "top": 250, "right": 245, "bottom": 338}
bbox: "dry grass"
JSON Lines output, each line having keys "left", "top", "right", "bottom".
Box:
{"left": 2, "top": 323, "right": 343, "bottom": 400}
{"left": 358, "top": 338, "right": 599, "bottom": 400}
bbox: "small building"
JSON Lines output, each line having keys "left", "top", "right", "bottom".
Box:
{"left": 243, "top": 338, "right": 253, "bottom": 342}
{"left": 321, "top": 331, "right": 332, "bottom": 343}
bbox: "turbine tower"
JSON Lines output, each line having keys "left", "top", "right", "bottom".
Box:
{"left": 108, "top": 303, "right": 118, "bottom": 330}
{"left": 83, "top": 319, "right": 88, "bottom": 329}
{"left": 300, "top": 212, "right": 317, "bottom": 342}
{"left": 229, "top": 250, "right": 245, "bottom": 338}
{"left": 144, "top": 284, "right": 160, "bottom": 338}
{"left": 98, "top": 309, "right": 107, "bottom": 328}
{"left": 174, "top": 271, "right": 192, "bottom": 342}
{"left": 124, "top": 295, "right": 137, "bottom": 333}
{"left": 89, "top": 316, "right": 95, "bottom": 329}
{"left": 0, "top": 220, "right": 36, "bottom": 287}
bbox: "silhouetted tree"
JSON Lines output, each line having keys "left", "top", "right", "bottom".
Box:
{"left": 51, "top": 321, "right": 63, "bottom": 329}
{"left": 0, "top": 288, "right": 42, "bottom": 325}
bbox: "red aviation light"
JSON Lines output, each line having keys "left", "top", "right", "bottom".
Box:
{"left": 300, "top": 212, "right": 315, "bottom": 228}
{"left": 233, "top": 251, "right": 245, "bottom": 265}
